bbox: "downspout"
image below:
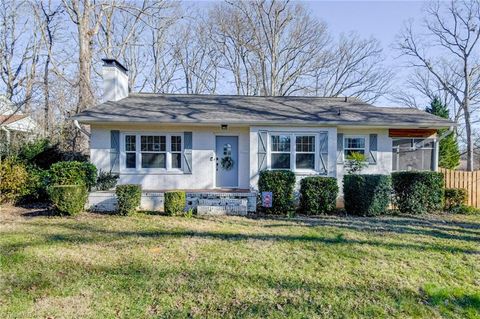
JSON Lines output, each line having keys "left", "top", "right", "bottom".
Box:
{"left": 73, "top": 120, "right": 90, "bottom": 138}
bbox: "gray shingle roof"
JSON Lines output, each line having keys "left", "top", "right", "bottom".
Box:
{"left": 72, "top": 93, "right": 455, "bottom": 128}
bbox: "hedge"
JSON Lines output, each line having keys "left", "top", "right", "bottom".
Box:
{"left": 299, "top": 177, "right": 338, "bottom": 215}
{"left": 49, "top": 161, "right": 97, "bottom": 190}
{"left": 344, "top": 174, "right": 392, "bottom": 216}
{"left": 444, "top": 188, "right": 467, "bottom": 212}
{"left": 392, "top": 171, "right": 444, "bottom": 214}
{"left": 48, "top": 185, "right": 88, "bottom": 216}
{"left": 164, "top": 191, "right": 186, "bottom": 216}
{"left": 258, "top": 170, "right": 296, "bottom": 214}
{"left": 115, "top": 184, "right": 141, "bottom": 215}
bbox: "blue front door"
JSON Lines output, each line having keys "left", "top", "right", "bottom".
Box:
{"left": 216, "top": 136, "right": 239, "bottom": 188}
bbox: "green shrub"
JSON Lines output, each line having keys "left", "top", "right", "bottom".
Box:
{"left": 444, "top": 188, "right": 467, "bottom": 212}
{"left": 448, "top": 204, "right": 480, "bottom": 215}
{"left": 17, "top": 139, "right": 64, "bottom": 169}
{"left": 344, "top": 174, "right": 392, "bottom": 216}
{"left": 49, "top": 161, "right": 97, "bottom": 190}
{"left": 392, "top": 171, "right": 444, "bottom": 214}
{"left": 345, "top": 152, "right": 368, "bottom": 174}
{"left": 0, "top": 157, "right": 29, "bottom": 203}
{"left": 258, "top": 170, "right": 296, "bottom": 215}
{"left": 48, "top": 185, "right": 88, "bottom": 216}
{"left": 95, "top": 170, "right": 119, "bottom": 191}
{"left": 299, "top": 177, "right": 338, "bottom": 215}
{"left": 164, "top": 191, "right": 186, "bottom": 216}
{"left": 23, "top": 166, "right": 50, "bottom": 202}
{"left": 115, "top": 184, "right": 141, "bottom": 216}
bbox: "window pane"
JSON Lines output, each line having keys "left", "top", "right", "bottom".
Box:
{"left": 296, "top": 153, "right": 315, "bottom": 169}
{"left": 271, "top": 135, "right": 290, "bottom": 152}
{"left": 172, "top": 153, "right": 182, "bottom": 169}
{"left": 346, "top": 137, "right": 365, "bottom": 149}
{"left": 271, "top": 153, "right": 290, "bottom": 169}
{"left": 141, "top": 153, "right": 166, "bottom": 168}
{"left": 171, "top": 136, "right": 182, "bottom": 152}
{"left": 126, "top": 153, "right": 136, "bottom": 168}
{"left": 296, "top": 136, "right": 315, "bottom": 152}
{"left": 141, "top": 136, "right": 166, "bottom": 152}
{"left": 125, "top": 135, "right": 136, "bottom": 152}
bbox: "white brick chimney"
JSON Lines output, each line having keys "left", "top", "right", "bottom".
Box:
{"left": 102, "top": 58, "right": 129, "bottom": 102}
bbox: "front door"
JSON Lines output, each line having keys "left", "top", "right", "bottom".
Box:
{"left": 215, "top": 136, "right": 239, "bottom": 188}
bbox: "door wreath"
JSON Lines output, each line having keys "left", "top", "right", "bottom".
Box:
{"left": 221, "top": 156, "right": 235, "bottom": 171}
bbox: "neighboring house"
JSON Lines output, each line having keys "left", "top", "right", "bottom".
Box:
{"left": 72, "top": 59, "right": 454, "bottom": 213}
{"left": 0, "top": 95, "right": 39, "bottom": 152}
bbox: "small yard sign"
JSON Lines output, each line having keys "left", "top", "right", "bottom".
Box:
{"left": 262, "top": 192, "right": 273, "bottom": 208}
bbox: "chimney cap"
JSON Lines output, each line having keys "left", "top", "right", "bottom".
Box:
{"left": 102, "top": 58, "right": 128, "bottom": 73}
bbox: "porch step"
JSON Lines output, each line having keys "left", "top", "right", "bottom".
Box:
{"left": 196, "top": 198, "right": 248, "bottom": 216}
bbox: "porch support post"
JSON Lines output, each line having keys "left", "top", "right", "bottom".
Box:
{"left": 433, "top": 138, "right": 439, "bottom": 171}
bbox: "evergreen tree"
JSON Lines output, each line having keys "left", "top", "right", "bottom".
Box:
{"left": 426, "top": 97, "right": 460, "bottom": 169}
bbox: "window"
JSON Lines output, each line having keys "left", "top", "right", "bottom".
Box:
{"left": 141, "top": 135, "right": 166, "bottom": 168}
{"left": 269, "top": 133, "right": 318, "bottom": 171}
{"left": 124, "top": 133, "right": 184, "bottom": 171}
{"left": 171, "top": 136, "right": 182, "bottom": 169}
{"left": 344, "top": 137, "right": 366, "bottom": 157}
{"left": 295, "top": 136, "right": 315, "bottom": 170}
{"left": 271, "top": 135, "right": 291, "bottom": 169}
{"left": 392, "top": 138, "right": 434, "bottom": 171}
{"left": 125, "top": 135, "right": 136, "bottom": 168}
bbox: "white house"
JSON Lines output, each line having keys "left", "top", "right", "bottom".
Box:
{"left": 0, "top": 95, "right": 39, "bottom": 152}
{"left": 73, "top": 59, "right": 454, "bottom": 213}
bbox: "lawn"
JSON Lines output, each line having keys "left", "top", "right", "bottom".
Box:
{"left": 1, "top": 207, "right": 479, "bottom": 318}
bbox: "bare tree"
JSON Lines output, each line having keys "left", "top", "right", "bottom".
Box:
{"left": 221, "top": 0, "right": 330, "bottom": 96}
{"left": 310, "top": 35, "right": 392, "bottom": 103}
{"left": 396, "top": 0, "right": 480, "bottom": 171}
{"left": 33, "top": 0, "right": 63, "bottom": 136}
{"left": 172, "top": 19, "right": 221, "bottom": 94}
{"left": 0, "top": 1, "right": 40, "bottom": 111}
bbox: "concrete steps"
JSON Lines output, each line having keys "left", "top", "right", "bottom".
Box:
{"left": 196, "top": 198, "right": 248, "bottom": 216}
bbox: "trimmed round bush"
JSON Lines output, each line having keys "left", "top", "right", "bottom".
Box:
{"left": 48, "top": 185, "right": 88, "bottom": 216}
{"left": 49, "top": 161, "right": 97, "bottom": 190}
{"left": 115, "top": 184, "right": 141, "bottom": 216}
{"left": 343, "top": 174, "right": 392, "bottom": 216}
{"left": 299, "top": 176, "right": 338, "bottom": 215}
{"left": 164, "top": 191, "right": 186, "bottom": 216}
{"left": 444, "top": 188, "right": 467, "bottom": 212}
{"left": 0, "top": 157, "right": 29, "bottom": 203}
{"left": 258, "top": 170, "right": 296, "bottom": 215}
{"left": 392, "top": 171, "right": 444, "bottom": 214}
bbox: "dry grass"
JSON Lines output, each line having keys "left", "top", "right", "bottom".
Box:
{"left": 1, "top": 205, "right": 479, "bottom": 318}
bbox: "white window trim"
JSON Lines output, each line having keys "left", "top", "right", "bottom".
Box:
{"left": 120, "top": 132, "right": 184, "bottom": 174}
{"left": 267, "top": 132, "right": 320, "bottom": 173}
{"left": 343, "top": 135, "right": 368, "bottom": 162}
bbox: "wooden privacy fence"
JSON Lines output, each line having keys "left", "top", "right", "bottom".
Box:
{"left": 440, "top": 168, "right": 480, "bottom": 208}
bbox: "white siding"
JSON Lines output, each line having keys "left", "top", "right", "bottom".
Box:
{"left": 90, "top": 124, "right": 250, "bottom": 190}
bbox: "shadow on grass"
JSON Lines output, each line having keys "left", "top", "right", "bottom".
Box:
{"left": 5, "top": 219, "right": 479, "bottom": 256}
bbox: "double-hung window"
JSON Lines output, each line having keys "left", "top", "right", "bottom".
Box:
{"left": 271, "top": 135, "right": 291, "bottom": 169}
{"left": 125, "top": 135, "right": 136, "bottom": 168}
{"left": 270, "top": 133, "right": 317, "bottom": 171}
{"left": 344, "top": 136, "right": 366, "bottom": 158}
{"left": 141, "top": 136, "right": 166, "bottom": 168}
{"left": 123, "top": 133, "right": 183, "bottom": 171}
{"left": 295, "top": 136, "right": 315, "bottom": 170}
{"left": 171, "top": 136, "right": 182, "bottom": 169}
